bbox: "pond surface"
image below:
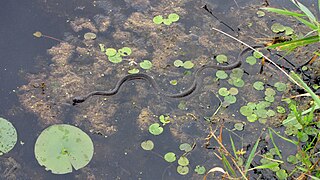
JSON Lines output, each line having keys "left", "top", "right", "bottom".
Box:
{"left": 0, "top": 0, "right": 318, "bottom": 179}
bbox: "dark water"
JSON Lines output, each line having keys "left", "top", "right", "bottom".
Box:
{"left": 0, "top": 0, "right": 311, "bottom": 179}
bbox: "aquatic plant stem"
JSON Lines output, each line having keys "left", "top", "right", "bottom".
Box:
{"left": 41, "top": 34, "right": 64, "bottom": 42}
{"left": 209, "top": 26, "right": 302, "bottom": 88}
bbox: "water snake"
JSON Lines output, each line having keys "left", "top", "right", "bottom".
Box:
{"left": 72, "top": 45, "right": 264, "bottom": 105}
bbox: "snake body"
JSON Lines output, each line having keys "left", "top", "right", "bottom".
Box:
{"left": 72, "top": 46, "right": 263, "bottom": 105}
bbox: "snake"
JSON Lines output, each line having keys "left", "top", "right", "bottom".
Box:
{"left": 72, "top": 45, "right": 264, "bottom": 105}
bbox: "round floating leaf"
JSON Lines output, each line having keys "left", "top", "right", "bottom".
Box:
{"left": 108, "top": 53, "right": 122, "bottom": 63}
{"left": 0, "top": 117, "right": 17, "bottom": 156}
{"left": 164, "top": 152, "right": 176, "bottom": 162}
{"left": 246, "top": 56, "right": 257, "bottom": 65}
{"left": 253, "top": 51, "right": 263, "bottom": 59}
{"left": 163, "top": 19, "right": 172, "bottom": 25}
{"left": 284, "top": 26, "right": 294, "bottom": 35}
{"left": 179, "top": 143, "right": 192, "bottom": 153}
{"left": 148, "top": 123, "right": 163, "bottom": 135}
{"left": 128, "top": 68, "right": 139, "bottom": 74}
{"left": 277, "top": 106, "right": 286, "bottom": 113}
{"left": 224, "top": 95, "right": 237, "bottom": 104}
{"left": 105, "top": 48, "right": 117, "bottom": 57}
{"left": 247, "top": 114, "right": 258, "bottom": 122}
{"left": 257, "top": 101, "right": 271, "bottom": 109}
{"left": 274, "top": 82, "right": 287, "bottom": 92}
{"left": 229, "top": 87, "right": 238, "bottom": 95}
{"left": 118, "top": 47, "right": 132, "bottom": 56}
{"left": 178, "top": 156, "right": 189, "bottom": 166}
{"left": 230, "top": 68, "right": 244, "bottom": 78}
{"left": 174, "top": 60, "right": 184, "bottom": 67}
{"left": 170, "top": 80, "right": 177, "bottom": 85}
{"left": 194, "top": 165, "right": 206, "bottom": 175}
{"left": 177, "top": 166, "right": 189, "bottom": 175}
{"left": 168, "top": 13, "right": 179, "bottom": 22}
{"left": 34, "top": 124, "right": 94, "bottom": 174}
{"left": 247, "top": 102, "right": 256, "bottom": 110}
{"left": 139, "top": 60, "right": 153, "bottom": 70}
{"left": 234, "top": 122, "right": 244, "bottom": 131}
{"left": 271, "top": 23, "right": 285, "bottom": 33}
{"left": 84, "top": 32, "right": 96, "bottom": 40}
{"left": 254, "top": 109, "right": 268, "bottom": 118}
{"left": 153, "top": 15, "right": 163, "bottom": 24}
{"left": 253, "top": 81, "right": 264, "bottom": 90}
{"left": 276, "top": 169, "right": 288, "bottom": 180}
{"left": 232, "top": 78, "right": 245, "bottom": 88}
{"left": 218, "top": 87, "right": 230, "bottom": 96}
{"left": 257, "top": 10, "right": 265, "bottom": 17}
{"left": 240, "top": 106, "right": 253, "bottom": 117}
{"left": 301, "top": 66, "right": 308, "bottom": 71}
{"left": 265, "top": 88, "right": 276, "bottom": 96}
{"left": 266, "top": 109, "right": 276, "bottom": 117}
{"left": 141, "top": 140, "right": 154, "bottom": 151}
{"left": 33, "top": 31, "right": 42, "bottom": 38}
{"left": 265, "top": 95, "right": 275, "bottom": 102}
{"left": 216, "top": 54, "right": 228, "bottom": 63}
{"left": 159, "top": 115, "right": 170, "bottom": 125}
{"left": 183, "top": 61, "right": 194, "bottom": 69}
{"left": 216, "top": 70, "right": 228, "bottom": 79}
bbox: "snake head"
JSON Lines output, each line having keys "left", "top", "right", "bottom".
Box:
{"left": 72, "top": 96, "right": 85, "bottom": 105}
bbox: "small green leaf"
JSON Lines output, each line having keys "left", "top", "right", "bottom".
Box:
{"left": 153, "top": 15, "right": 163, "bottom": 24}
{"left": 277, "top": 106, "right": 286, "bottom": 113}
{"left": 274, "top": 82, "right": 287, "bottom": 92}
{"left": 265, "top": 95, "right": 275, "bottom": 102}
{"left": 128, "top": 68, "right": 139, "bottom": 74}
{"left": 105, "top": 48, "right": 117, "bottom": 57}
{"left": 253, "top": 51, "right": 263, "bottom": 59}
{"left": 179, "top": 143, "right": 192, "bottom": 152}
{"left": 224, "top": 95, "right": 237, "bottom": 104}
{"left": 253, "top": 81, "right": 264, "bottom": 90}
{"left": 108, "top": 53, "right": 122, "bottom": 63}
{"left": 240, "top": 106, "right": 253, "bottom": 117}
{"left": 271, "top": 23, "right": 286, "bottom": 33}
{"left": 218, "top": 87, "right": 230, "bottom": 96}
{"left": 265, "top": 88, "right": 276, "bottom": 96}
{"left": 257, "top": 10, "right": 265, "bottom": 17}
{"left": 84, "top": 32, "right": 96, "bottom": 40}
{"left": 118, "top": 47, "right": 132, "bottom": 56}
{"left": 163, "top": 19, "right": 172, "bottom": 25}
{"left": 141, "top": 140, "right": 154, "bottom": 151}
{"left": 284, "top": 26, "right": 294, "bottom": 35}
{"left": 234, "top": 123, "right": 244, "bottom": 131}
{"left": 216, "top": 54, "right": 228, "bottom": 63}
{"left": 183, "top": 61, "right": 194, "bottom": 69}
{"left": 140, "top": 60, "right": 153, "bottom": 70}
{"left": 168, "top": 13, "right": 180, "bottom": 22}
{"left": 174, "top": 60, "right": 184, "bottom": 67}
{"left": 276, "top": 169, "right": 288, "bottom": 180}
{"left": 216, "top": 70, "right": 228, "bottom": 79}
{"left": 164, "top": 152, "right": 176, "bottom": 162}
{"left": 247, "top": 114, "right": 258, "bottom": 122}
{"left": 229, "top": 87, "right": 238, "bottom": 95}
{"left": 178, "top": 156, "right": 189, "bottom": 166}
{"left": 194, "top": 165, "right": 206, "bottom": 175}
{"left": 159, "top": 115, "right": 170, "bottom": 125}
{"left": 148, "top": 123, "right": 163, "bottom": 135}
{"left": 170, "top": 80, "right": 177, "bottom": 85}
{"left": 0, "top": 117, "right": 17, "bottom": 156}
{"left": 177, "top": 166, "right": 189, "bottom": 175}
{"left": 266, "top": 109, "right": 276, "bottom": 117}
{"left": 246, "top": 56, "right": 257, "bottom": 65}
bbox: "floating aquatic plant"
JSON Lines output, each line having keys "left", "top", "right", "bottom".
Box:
{"left": 139, "top": 60, "right": 152, "bottom": 70}
{"left": 128, "top": 68, "right": 139, "bottom": 74}
{"left": 164, "top": 152, "right": 176, "bottom": 162}
{"left": 194, "top": 165, "right": 206, "bottom": 175}
{"left": 216, "top": 54, "right": 228, "bottom": 63}
{"left": 148, "top": 123, "right": 163, "bottom": 135}
{"left": 83, "top": 32, "right": 96, "bottom": 40}
{"left": 246, "top": 56, "right": 257, "bottom": 65}
{"left": 141, "top": 140, "right": 154, "bottom": 151}
{"left": 216, "top": 70, "right": 228, "bottom": 79}
{"left": 34, "top": 124, "right": 94, "bottom": 174}
{"left": 0, "top": 117, "right": 17, "bottom": 156}
{"left": 179, "top": 143, "right": 192, "bottom": 153}
{"left": 153, "top": 13, "right": 180, "bottom": 25}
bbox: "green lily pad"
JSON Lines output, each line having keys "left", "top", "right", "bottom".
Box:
{"left": 224, "top": 95, "right": 237, "bottom": 104}
{"left": 257, "top": 10, "right": 265, "bottom": 17}
{"left": 183, "top": 61, "right": 194, "bottom": 69}
{"left": 159, "top": 115, "right": 170, "bottom": 125}
{"left": 0, "top": 117, "right": 17, "bottom": 156}
{"left": 271, "top": 23, "right": 286, "bottom": 33}
{"left": 284, "top": 26, "right": 294, "bottom": 35}
{"left": 246, "top": 56, "right": 257, "bottom": 65}
{"left": 265, "top": 95, "right": 275, "bottom": 102}
{"left": 194, "top": 165, "right": 206, "bottom": 175}
{"left": 274, "top": 82, "right": 287, "bottom": 92}
{"left": 253, "top": 81, "right": 264, "bottom": 90}
{"left": 105, "top": 48, "right": 117, "bottom": 57}
{"left": 84, "top": 32, "right": 96, "bottom": 40}
{"left": 153, "top": 15, "right": 163, "bottom": 24}
{"left": 218, "top": 87, "right": 230, "bottom": 96}
{"left": 179, "top": 143, "right": 192, "bottom": 153}
{"left": 234, "top": 122, "right": 244, "bottom": 131}
{"left": 141, "top": 140, "right": 154, "bottom": 151}
{"left": 229, "top": 87, "right": 238, "bottom": 95}
{"left": 253, "top": 51, "right": 263, "bottom": 59}
{"left": 178, "top": 156, "right": 189, "bottom": 166}
{"left": 34, "top": 124, "right": 94, "bottom": 174}
{"left": 164, "top": 152, "right": 176, "bottom": 162}
{"left": 170, "top": 80, "right": 178, "bottom": 85}
{"left": 174, "top": 60, "right": 184, "bottom": 67}
{"left": 277, "top": 106, "right": 286, "bottom": 113}
{"left": 229, "top": 78, "right": 245, "bottom": 88}
{"left": 177, "top": 166, "right": 189, "bottom": 175}
{"left": 266, "top": 109, "right": 276, "bottom": 117}
{"left": 140, "top": 60, "right": 153, "bottom": 70}
{"left": 148, "top": 123, "right": 163, "bottom": 135}
{"left": 163, "top": 19, "right": 172, "bottom": 26}
{"left": 168, "top": 13, "right": 179, "bottom": 22}
{"left": 118, "top": 47, "right": 132, "bottom": 56}
{"left": 108, "top": 53, "right": 123, "bottom": 63}
{"left": 216, "top": 54, "right": 228, "bottom": 63}
{"left": 247, "top": 114, "right": 258, "bottom": 122}
{"left": 128, "top": 68, "right": 139, "bottom": 74}
{"left": 240, "top": 106, "right": 253, "bottom": 117}
{"left": 216, "top": 70, "right": 228, "bottom": 79}
{"left": 265, "top": 88, "right": 276, "bottom": 96}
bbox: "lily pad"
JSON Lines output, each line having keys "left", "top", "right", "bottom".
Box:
{"left": 274, "top": 82, "right": 287, "bottom": 92}
{"left": 174, "top": 60, "right": 184, "bottom": 67}
{"left": 178, "top": 156, "right": 189, "bottom": 166}
{"left": 177, "top": 166, "right": 189, "bottom": 175}
{"left": 271, "top": 23, "right": 286, "bottom": 33}
{"left": 108, "top": 53, "right": 122, "bottom": 63}
{"left": 168, "top": 13, "right": 180, "bottom": 22}
{"left": 246, "top": 56, "right": 257, "bottom": 65}
{"left": 253, "top": 81, "right": 264, "bottom": 90}
{"left": 148, "top": 123, "right": 163, "bottom": 135}
{"left": 128, "top": 68, "right": 139, "bottom": 74}
{"left": 170, "top": 80, "right": 178, "bottom": 85}
{"left": 140, "top": 60, "right": 153, "bottom": 70}
{"left": 179, "top": 143, "right": 192, "bottom": 152}
{"left": 84, "top": 32, "right": 96, "bottom": 40}
{"left": 164, "top": 152, "right": 176, "bottom": 162}
{"left": 183, "top": 61, "right": 194, "bottom": 69}
{"left": 253, "top": 51, "right": 263, "bottom": 59}
{"left": 34, "top": 124, "right": 94, "bottom": 174}
{"left": 0, "top": 117, "right": 17, "bottom": 156}
{"left": 234, "top": 122, "right": 244, "bottom": 131}
{"left": 163, "top": 19, "right": 172, "bottom": 26}
{"left": 216, "top": 70, "right": 228, "bottom": 79}
{"left": 229, "top": 87, "right": 238, "bottom": 95}
{"left": 218, "top": 87, "right": 230, "bottom": 96}
{"left": 153, "top": 15, "right": 163, "bottom": 24}
{"left": 194, "top": 165, "right": 206, "bottom": 175}
{"left": 257, "top": 10, "right": 265, "bottom": 17}
{"left": 105, "top": 48, "right": 117, "bottom": 57}
{"left": 141, "top": 140, "right": 154, "bottom": 151}
{"left": 240, "top": 106, "right": 253, "bottom": 117}
{"left": 159, "top": 115, "right": 170, "bottom": 125}
{"left": 118, "top": 47, "right": 132, "bottom": 56}
{"left": 216, "top": 54, "right": 228, "bottom": 63}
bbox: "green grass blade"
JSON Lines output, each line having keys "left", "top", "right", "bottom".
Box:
{"left": 269, "top": 128, "right": 298, "bottom": 145}
{"left": 248, "top": 162, "right": 279, "bottom": 171}
{"left": 282, "top": 104, "right": 319, "bottom": 125}
{"left": 292, "top": 0, "right": 317, "bottom": 23}
{"left": 290, "top": 72, "right": 320, "bottom": 107}
{"left": 244, "top": 137, "right": 260, "bottom": 175}
{"left": 268, "top": 129, "right": 282, "bottom": 159}
{"left": 267, "top": 35, "right": 320, "bottom": 50}
{"left": 222, "top": 154, "right": 237, "bottom": 177}
{"left": 295, "top": 16, "right": 318, "bottom": 30}
{"left": 260, "top": 7, "right": 305, "bottom": 17}
{"left": 229, "top": 135, "right": 238, "bottom": 159}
